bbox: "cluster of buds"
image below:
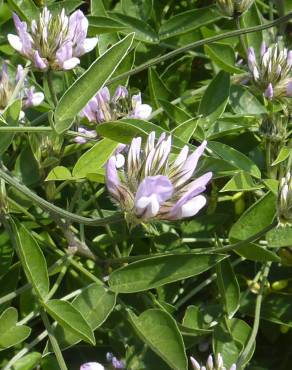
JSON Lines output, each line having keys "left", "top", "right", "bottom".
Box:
{"left": 81, "top": 85, "right": 152, "bottom": 124}
{"left": 8, "top": 7, "right": 98, "bottom": 70}
{"left": 278, "top": 171, "right": 292, "bottom": 225}
{"left": 191, "top": 353, "right": 236, "bottom": 370}
{"left": 105, "top": 132, "right": 212, "bottom": 226}
{"left": 216, "top": 0, "right": 254, "bottom": 17}
{"left": 80, "top": 352, "right": 125, "bottom": 370}
{"left": 248, "top": 43, "right": 292, "bottom": 100}
{"left": 0, "top": 63, "right": 43, "bottom": 112}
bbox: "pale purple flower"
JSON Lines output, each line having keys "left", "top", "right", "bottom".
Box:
{"left": 105, "top": 132, "right": 212, "bottom": 226}
{"left": 81, "top": 86, "right": 152, "bottom": 123}
{"left": 8, "top": 8, "right": 98, "bottom": 71}
{"left": 73, "top": 127, "right": 97, "bottom": 144}
{"left": 106, "top": 352, "right": 125, "bottom": 369}
{"left": 190, "top": 353, "right": 236, "bottom": 370}
{"left": 248, "top": 42, "right": 292, "bottom": 99}
{"left": 80, "top": 363, "right": 105, "bottom": 370}
{"left": 0, "top": 63, "right": 43, "bottom": 111}
{"left": 216, "top": 0, "right": 254, "bottom": 17}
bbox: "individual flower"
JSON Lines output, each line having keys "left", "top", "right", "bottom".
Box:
{"left": 216, "top": 0, "right": 254, "bottom": 17}
{"left": 73, "top": 127, "right": 97, "bottom": 144}
{"left": 81, "top": 86, "right": 152, "bottom": 124}
{"left": 191, "top": 353, "right": 236, "bottom": 370}
{"left": 106, "top": 352, "right": 125, "bottom": 369}
{"left": 80, "top": 363, "right": 105, "bottom": 370}
{"left": 278, "top": 171, "right": 292, "bottom": 226}
{"left": 105, "top": 131, "right": 212, "bottom": 226}
{"left": 0, "top": 63, "right": 43, "bottom": 111}
{"left": 248, "top": 42, "right": 292, "bottom": 99}
{"left": 8, "top": 7, "right": 98, "bottom": 71}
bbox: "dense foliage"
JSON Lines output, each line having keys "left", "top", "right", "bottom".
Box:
{"left": 0, "top": 0, "right": 291, "bottom": 369}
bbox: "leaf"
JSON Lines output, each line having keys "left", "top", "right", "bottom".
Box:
{"left": 12, "top": 220, "right": 49, "bottom": 299}
{"left": 149, "top": 69, "right": 173, "bottom": 110}
{"left": 12, "top": 352, "right": 42, "bottom": 370}
{"left": 109, "top": 253, "right": 226, "bottom": 293}
{"left": 208, "top": 141, "right": 261, "bottom": 178}
{"left": 88, "top": 16, "right": 129, "bottom": 34}
{"left": 159, "top": 6, "right": 220, "bottom": 40}
{"left": 0, "top": 231, "right": 13, "bottom": 277}
{"left": 7, "top": 0, "right": 38, "bottom": 22}
{"left": 266, "top": 226, "right": 292, "bottom": 248}
{"left": 109, "top": 12, "right": 159, "bottom": 43}
{"left": 199, "top": 71, "right": 230, "bottom": 122}
{"left": 72, "top": 138, "right": 118, "bottom": 178}
{"left": 0, "top": 264, "right": 20, "bottom": 312}
{"left": 0, "top": 100, "right": 21, "bottom": 155}
{"left": 54, "top": 33, "right": 134, "bottom": 133}
{"left": 182, "top": 306, "right": 212, "bottom": 333}
{"left": 158, "top": 99, "right": 191, "bottom": 124}
{"left": 235, "top": 243, "right": 280, "bottom": 262}
{"left": 220, "top": 171, "right": 263, "bottom": 192}
{"left": 15, "top": 144, "right": 41, "bottom": 186}
{"left": 229, "top": 192, "right": 276, "bottom": 241}
{"left": 216, "top": 259, "right": 240, "bottom": 318}
{"left": 44, "top": 299, "right": 95, "bottom": 345}
{"left": 171, "top": 118, "right": 199, "bottom": 143}
{"left": 45, "top": 166, "right": 73, "bottom": 181}
{"left": 204, "top": 44, "right": 243, "bottom": 74}
{"left": 129, "top": 309, "right": 187, "bottom": 370}
{"left": 52, "top": 283, "right": 116, "bottom": 349}
{"left": 48, "top": 0, "right": 83, "bottom": 13}
{"left": 272, "top": 147, "right": 291, "bottom": 166}
{"left": 0, "top": 307, "right": 31, "bottom": 350}
{"left": 240, "top": 3, "right": 263, "bottom": 53}
{"left": 230, "top": 85, "right": 266, "bottom": 115}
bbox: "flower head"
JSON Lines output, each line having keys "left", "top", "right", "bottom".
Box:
{"left": 278, "top": 171, "right": 292, "bottom": 226}
{"left": 248, "top": 42, "right": 292, "bottom": 99}
{"left": 8, "top": 8, "right": 98, "bottom": 71}
{"left": 81, "top": 86, "right": 152, "bottom": 124}
{"left": 216, "top": 0, "right": 254, "bottom": 17}
{"left": 105, "top": 132, "right": 212, "bottom": 226}
{"left": 191, "top": 353, "right": 236, "bottom": 370}
{"left": 0, "top": 63, "right": 43, "bottom": 111}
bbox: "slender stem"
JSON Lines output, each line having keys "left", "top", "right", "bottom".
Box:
{"left": 46, "top": 70, "right": 58, "bottom": 106}
{"left": 107, "top": 13, "right": 292, "bottom": 85}
{"left": 0, "top": 166, "right": 124, "bottom": 226}
{"left": 40, "top": 309, "right": 68, "bottom": 370}
{"left": 237, "top": 262, "right": 271, "bottom": 369}
{"left": 45, "top": 258, "right": 71, "bottom": 301}
{"left": 235, "top": 16, "right": 247, "bottom": 54}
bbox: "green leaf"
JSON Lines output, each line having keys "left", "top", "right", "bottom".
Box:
{"left": 266, "top": 226, "right": 292, "bottom": 248}
{"left": 13, "top": 352, "right": 42, "bottom": 370}
{"left": 0, "top": 231, "right": 13, "bottom": 277}
{"left": 91, "top": 0, "right": 107, "bottom": 16}
{"left": 158, "top": 99, "right": 191, "bottom": 124}
{"left": 230, "top": 85, "right": 266, "bottom": 115}
{"left": 216, "top": 259, "right": 240, "bottom": 318}
{"left": 159, "top": 6, "right": 220, "bottom": 40}
{"left": 48, "top": 0, "right": 83, "bottom": 13}
{"left": 171, "top": 118, "right": 199, "bottom": 143}
{"left": 235, "top": 243, "right": 280, "bottom": 262}
{"left": 229, "top": 192, "right": 276, "bottom": 241}
{"left": 54, "top": 33, "right": 134, "bottom": 133}
{"left": 204, "top": 44, "right": 243, "bottom": 74}
{"left": 241, "top": 3, "right": 263, "bottom": 53}
{"left": 0, "top": 307, "right": 31, "bottom": 350}
{"left": 109, "top": 12, "right": 159, "bottom": 43}
{"left": 199, "top": 71, "right": 230, "bottom": 122}
{"left": 208, "top": 141, "right": 261, "bottom": 178}
{"left": 0, "top": 100, "right": 21, "bottom": 155}
{"left": 88, "top": 16, "right": 127, "bottom": 34}
{"left": 44, "top": 299, "right": 95, "bottom": 345}
{"left": 45, "top": 166, "right": 73, "bottom": 181}
{"left": 129, "top": 309, "right": 187, "bottom": 370}
{"left": 72, "top": 138, "right": 118, "bottom": 178}
{"left": 182, "top": 306, "right": 212, "bottom": 333}
{"left": 7, "top": 0, "right": 38, "bottom": 22}
{"left": 15, "top": 144, "right": 41, "bottom": 186}
{"left": 12, "top": 220, "right": 49, "bottom": 299}
{"left": 272, "top": 146, "right": 291, "bottom": 166}
{"left": 220, "top": 171, "right": 263, "bottom": 192}
{"left": 149, "top": 69, "right": 173, "bottom": 110}
{"left": 52, "top": 283, "right": 116, "bottom": 349}
{"left": 109, "top": 253, "right": 226, "bottom": 293}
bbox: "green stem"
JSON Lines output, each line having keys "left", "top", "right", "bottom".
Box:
{"left": 237, "top": 262, "right": 271, "bottom": 369}
{"left": 40, "top": 309, "right": 68, "bottom": 370}
{"left": 107, "top": 13, "right": 292, "bottom": 85}
{"left": 235, "top": 16, "right": 247, "bottom": 54}
{"left": 45, "top": 258, "right": 71, "bottom": 301}
{"left": 46, "top": 70, "right": 58, "bottom": 106}
{"left": 0, "top": 166, "right": 124, "bottom": 226}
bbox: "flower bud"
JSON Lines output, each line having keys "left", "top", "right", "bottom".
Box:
{"left": 216, "top": 0, "right": 255, "bottom": 17}
{"left": 190, "top": 353, "right": 236, "bottom": 370}
{"left": 278, "top": 171, "right": 292, "bottom": 225}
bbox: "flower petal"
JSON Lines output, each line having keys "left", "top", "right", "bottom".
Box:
{"left": 80, "top": 363, "right": 105, "bottom": 370}
{"left": 7, "top": 34, "right": 23, "bottom": 52}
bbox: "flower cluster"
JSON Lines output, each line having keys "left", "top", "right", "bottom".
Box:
{"left": 248, "top": 43, "right": 292, "bottom": 99}
{"left": 0, "top": 63, "right": 43, "bottom": 112}
{"left": 278, "top": 171, "right": 292, "bottom": 226}
{"left": 191, "top": 353, "right": 236, "bottom": 370}
{"left": 216, "top": 0, "right": 254, "bottom": 17}
{"left": 8, "top": 7, "right": 98, "bottom": 71}
{"left": 105, "top": 131, "right": 212, "bottom": 226}
{"left": 81, "top": 85, "right": 152, "bottom": 124}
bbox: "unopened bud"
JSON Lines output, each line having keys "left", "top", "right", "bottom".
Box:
{"left": 216, "top": 0, "right": 255, "bottom": 17}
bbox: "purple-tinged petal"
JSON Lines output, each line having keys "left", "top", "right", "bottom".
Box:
{"left": 80, "top": 363, "right": 105, "bottom": 370}
{"left": 287, "top": 80, "right": 292, "bottom": 97}
{"left": 247, "top": 47, "right": 256, "bottom": 69}
{"left": 33, "top": 51, "right": 48, "bottom": 70}
{"left": 127, "top": 137, "right": 142, "bottom": 172}
{"left": 63, "top": 57, "right": 80, "bottom": 70}
{"left": 264, "top": 83, "right": 274, "bottom": 99}
{"left": 190, "top": 356, "right": 201, "bottom": 370}
{"left": 287, "top": 50, "right": 292, "bottom": 66}
{"left": 74, "top": 136, "right": 87, "bottom": 144}
{"left": 260, "top": 41, "right": 267, "bottom": 57}
{"left": 207, "top": 355, "right": 214, "bottom": 369}
{"left": 113, "top": 86, "right": 128, "bottom": 102}
{"left": 97, "top": 87, "right": 110, "bottom": 103}
{"left": 172, "top": 145, "right": 189, "bottom": 170}
{"left": 253, "top": 66, "right": 259, "bottom": 80}
{"left": 79, "top": 37, "right": 98, "bottom": 55}
{"left": 56, "top": 42, "right": 80, "bottom": 70}
{"left": 112, "top": 357, "right": 125, "bottom": 369}
{"left": 106, "top": 156, "right": 121, "bottom": 199}
{"left": 135, "top": 175, "right": 173, "bottom": 219}
{"left": 15, "top": 65, "right": 24, "bottom": 82}
{"left": 145, "top": 131, "right": 155, "bottom": 156}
